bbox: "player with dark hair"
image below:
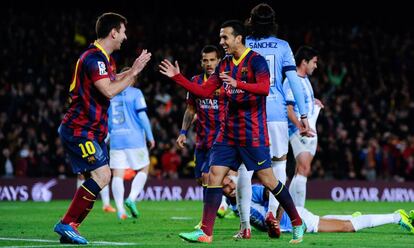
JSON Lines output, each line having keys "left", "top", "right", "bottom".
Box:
{"left": 160, "top": 19, "right": 306, "bottom": 244}
{"left": 176, "top": 45, "right": 223, "bottom": 188}
{"left": 176, "top": 45, "right": 233, "bottom": 227}
{"left": 236, "top": 3, "right": 313, "bottom": 239}
{"left": 284, "top": 46, "right": 322, "bottom": 208}
{"left": 54, "top": 12, "right": 151, "bottom": 244}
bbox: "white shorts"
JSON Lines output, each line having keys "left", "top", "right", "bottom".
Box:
{"left": 109, "top": 147, "right": 150, "bottom": 170}
{"left": 297, "top": 206, "right": 320, "bottom": 233}
{"left": 289, "top": 131, "right": 318, "bottom": 158}
{"left": 267, "top": 121, "right": 289, "bottom": 158}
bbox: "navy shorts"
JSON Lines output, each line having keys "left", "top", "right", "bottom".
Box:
{"left": 194, "top": 148, "right": 212, "bottom": 179}
{"left": 210, "top": 144, "right": 271, "bottom": 171}
{"left": 59, "top": 126, "right": 109, "bottom": 174}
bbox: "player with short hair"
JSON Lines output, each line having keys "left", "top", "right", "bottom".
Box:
{"left": 236, "top": 3, "right": 313, "bottom": 239}
{"left": 176, "top": 45, "right": 224, "bottom": 188}
{"left": 109, "top": 67, "right": 155, "bottom": 220}
{"left": 283, "top": 46, "right": 322, "bottom": 208}
{"left": 160, "top": 19, "right": 306, "bottom": 244}
{"left": 176, "top": 45, "right": 236, "bottom": 227}
{"left": 54, "top": 12, "right": 151, "bottom": 244}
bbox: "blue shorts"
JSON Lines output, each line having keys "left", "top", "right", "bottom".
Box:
{"left": 210, "top": 144, "right": 271, "bottom": 171}
{"left": 194, "top": 148, "right": 212, "bottom": 179}
{"left": 59, "top": 125, "right": 109, "bottom": 174}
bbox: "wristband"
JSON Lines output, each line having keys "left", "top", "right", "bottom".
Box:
{"left": 300, "top": 114, "right": 308, "bottom": 119}
{"left": 180, "top": 130, "right": 188, "bottom": 135}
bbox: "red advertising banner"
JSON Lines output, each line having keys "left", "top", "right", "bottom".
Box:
{"left": 1, "top": 178, "right": 413, "bottom": 202}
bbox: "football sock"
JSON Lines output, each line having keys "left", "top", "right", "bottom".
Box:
{"left": 268, "top": 160, "right": 286, "bottom": 215}
{"left": 100, "top": 185, "right": 110, "bottom": 206}
{"left": 237, "top": 164, "right": 254, "bottom": 227}
{"left": 350, "top": 214, "right": 399, "bottom": 231}
{"left": 289, "top": 174, "right": 307, "bottom": 207}
{"left": 62, "top": 178, "right": 101, "bottom": 224}
{"left": 271, "top": 181, "right": 302, "bottom": 226}
{"left": 76, "top": 178, "right": 84, "bottom": 188}
{"left": 201, "top": 187, "right": 223, "bottom": 236}
{"left": 219, "top": 195, "right": 228, "bottom": 210}
{"left": 322, "top": 215, "right": 354, "bottom": 220}
{"left": 128, "top": 171, "right": 147, "bottom": 202}
{"left": 112, "top": 176, "right": 125, "bottom": 214}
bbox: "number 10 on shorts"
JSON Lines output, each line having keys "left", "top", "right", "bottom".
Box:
{"left": 79, "top": 141, "right": 96, "bottom": 158}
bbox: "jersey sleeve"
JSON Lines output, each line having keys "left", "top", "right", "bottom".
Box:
{"left": 236, "top": 54, "right": 270, "bottom": 95}
{"left": 171, "top": 73, "right": 220, "bottom": 98}
{"left": 134, "top": 89, "right": 147, "bottom": 112}
{"left": 281, "top": 42, "right": 297, "bottom": 76}
{"left": 283, "top": 78, "right": 295, "bottom": 105}
{"left": 85, "top": 54, "right": 110, "bottom": 83}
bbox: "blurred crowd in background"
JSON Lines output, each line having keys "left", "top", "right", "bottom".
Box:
{"left": 1, "top": 3, "right": 413, "bottom": 181}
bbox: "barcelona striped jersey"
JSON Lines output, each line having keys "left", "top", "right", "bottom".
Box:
{"left": 187, "top": 73, "right": 226, "bottom": 149}
{"left": 61, "top": 41, "right": 116, "bottom": 142}
{"left": 173, "top": 48, "right": 270, "bottom": 147}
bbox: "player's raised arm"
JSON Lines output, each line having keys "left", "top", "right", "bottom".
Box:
{"left": 96, "top": 50, "right": 151, "bottom": 99}
{"left": 159, "top": 59, "right": 219, "bottom": 98}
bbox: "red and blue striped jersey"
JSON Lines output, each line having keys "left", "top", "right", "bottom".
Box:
{"left": 187, "top": 73, "right": 226, "bottom": 149}
{"left": 61, "top": 41, "right": 116, "bottom": 142}
{"left": 173, "top": 48, "right": 270, "bottom": 147}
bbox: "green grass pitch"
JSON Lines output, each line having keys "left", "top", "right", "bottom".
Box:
{"left": 0, "top": 200, "right": 412, "bottom": 247}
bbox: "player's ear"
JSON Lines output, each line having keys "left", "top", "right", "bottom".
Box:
{"left": 236, "top": 35, "right": 242, "bottom": 44}
{"left": 110, "top": 28, "right": 117, "bottom": 39}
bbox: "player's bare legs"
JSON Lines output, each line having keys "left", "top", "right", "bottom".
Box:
{"left": 318, "top": 219, "right": 355, "bottom": 232}
{"left": 90, "top": 165, "right": 111, "bottom": 189}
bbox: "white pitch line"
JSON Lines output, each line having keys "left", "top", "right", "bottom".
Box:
{"left": 1, "top": 245, "right": 73, "bottom": 248}
{"left": 171, "top": 216, "right": 193, "bottom": 220}
{"left": 0, "top": 237, "right": 139, "bottom": 246}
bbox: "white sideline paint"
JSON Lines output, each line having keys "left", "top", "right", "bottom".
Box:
{"left": 0, "top": 237, "right": 139, "bottom": 246}
{"left": 170, "top": 216, "right": 193, "bottom": 220}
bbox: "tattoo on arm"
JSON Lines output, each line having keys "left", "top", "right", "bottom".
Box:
{"left": 181, "top": 106, "right": 196, "bottom": 131}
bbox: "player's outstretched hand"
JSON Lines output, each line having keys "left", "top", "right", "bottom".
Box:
{"left": 159, "top": 59, "right": 180, "bottom": 78}
{"left": 131, "top": 49, "right": 152, "bottom": 76}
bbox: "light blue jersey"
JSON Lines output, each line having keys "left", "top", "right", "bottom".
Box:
{"left": 250, "top": 184, "right": 293, "bottom": 232}
{"left": 108, "top": 86, "right": 154, "bottom": 150}
{"left": 252, "top": 184, "right": 267, "bottom": 205}
{"left": 246, "top": 36, "right": 296, "bottom": 122}
{"left": 283, "top": 76, "right": 316, "bottom": 136}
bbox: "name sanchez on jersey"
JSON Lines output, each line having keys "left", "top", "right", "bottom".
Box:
{"left": 248, "top": 41, "right": 278, "bottom": 49}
